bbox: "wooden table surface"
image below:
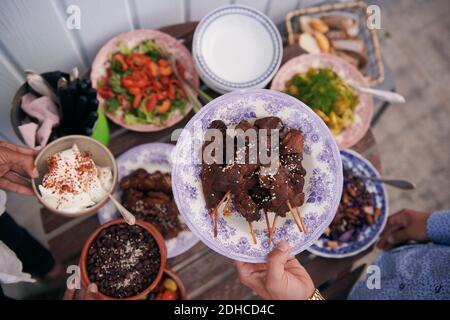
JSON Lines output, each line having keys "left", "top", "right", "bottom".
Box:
{"left": 40, "top": 22, "right": 381, "bottom": 300}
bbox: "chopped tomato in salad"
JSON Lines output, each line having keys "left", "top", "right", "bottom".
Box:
{"left": 97, "top": 40, "right": 188, "bottom": 126}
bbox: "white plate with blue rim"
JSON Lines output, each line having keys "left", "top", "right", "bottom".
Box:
{"left": 97, "top": 142, "right": 199, "bottom": 258}
{"left": 193, "top": 4, "right": 283, "bottom": 93}
{"left": 171, "top": 89, "right": 343, "bottom": 263}
{"left": 307, "top": 149, "right": 388, "bottom": 258}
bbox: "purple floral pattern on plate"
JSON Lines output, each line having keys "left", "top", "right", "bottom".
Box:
{"left": 172, "top": 89, "right": 343, "bottom": 263}
{"left": 97, "top": 142, "right": 199, "bottom": 259}
{"left": 306, "top": 168, "right": 333, "bottom": 204}
{"left": 308, "top": 149, "right": 388, "bottom": 258}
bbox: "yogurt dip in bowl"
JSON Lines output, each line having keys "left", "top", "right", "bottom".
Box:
{"left": 32, "top": 135, "right": 117, "bottom": 217}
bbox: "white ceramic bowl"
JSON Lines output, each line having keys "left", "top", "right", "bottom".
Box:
{"left": 193, "top": 5, "right": 283, "bottom": 93}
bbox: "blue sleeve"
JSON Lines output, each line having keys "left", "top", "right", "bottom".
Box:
{"left": 427, "top": 210, "right": 450, "bottom": 245}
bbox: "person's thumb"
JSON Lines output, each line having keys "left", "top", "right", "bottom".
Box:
{"left": 386, "top": 229, "right": 410, "bottom": 249}
{"left": 8, "top": 152, "right": 39, "bottom": 179}
{"left": 266, "top": 241, "right": 290, "bottom": 289}
{"left": 86, "top": 283, "right": 98, "bottom": 300}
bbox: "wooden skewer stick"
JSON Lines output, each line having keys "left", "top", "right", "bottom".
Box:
{"left": 295, "top": 206, "right": 307, "bottom": 234}
{"left": 213, "top": 208, "right": 218, "bottom": 238}
{"left": 217, "top": 191, "right": 231, "bottom": 208}
{"left": 223, "top": 195, "right": 233, "bottom": 216}
{"left": 287, "top": 201, "right": 303, "bottom": 233}
{"left": 212, "top": 191, "right": 232, "bottom": 238}
{"left": 264, "top": 209, "right": 271, "bottom": 239}
{"left": 269, "top": 214, "right": 279, "bottom": 245}
{"left": 248, "top": 222, "right": 257, "bottom": 245}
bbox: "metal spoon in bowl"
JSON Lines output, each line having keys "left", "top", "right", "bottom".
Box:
{"left": 355, "top": 175, "right": 416, "bottom": 190}
{"left": 351, "top": 85, "right": 406, "bottom": 104}
{"left": 107, "top": 194, "right": 136, "bottom": 225}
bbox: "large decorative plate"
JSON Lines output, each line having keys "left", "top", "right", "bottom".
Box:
{"left": 97, "top": 143, "right": 199, "bottom": 259}
{"left": 172, "top": 89, "right": 343, "bottom": 262}
{"left": 91, "top": 29, "right": 199, "bottom": 132}
{"left": 271, "top": 53, "right": 374, "bottom": 149}
{"left": 193, "top": 5, "right": 283, "bottom": 93}
{"left": 308, "top": 149, "right": 388, "bottom": 258}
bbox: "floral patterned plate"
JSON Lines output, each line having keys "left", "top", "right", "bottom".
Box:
{"left": 171, "top": 89, "right": 343, "bottom": 263}
{"left": 271, "top": 53, "right": 374, "bottom": 149}
{"left": 97, "top": 143, "right": 199, "bottom": 258}
{"left": 308, "top": 149, "right": 388, "bottom": 258}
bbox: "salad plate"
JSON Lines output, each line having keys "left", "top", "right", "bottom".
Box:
{"left": 271, "top": 53, "right": 374, "bottom": 149}
{"left": 172, "top": 89, "right": 343, "bottom": 262}
{"left": 97, "top": 143, "right": 199, "bottom": 258}
{"left": 91, "top": 29, "right": 199, "bottom": 132}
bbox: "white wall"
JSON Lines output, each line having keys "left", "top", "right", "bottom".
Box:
{"left": 0, "top": 0, "right": 327, "bottom": 143}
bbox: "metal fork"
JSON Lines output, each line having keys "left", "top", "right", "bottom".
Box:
{"left": 355, "top": 174, "right": 416, "bottom": 190}
{"left": 159, "top": 43, "right": 213, "bottom": 112}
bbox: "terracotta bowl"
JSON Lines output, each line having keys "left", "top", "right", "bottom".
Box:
{"left": 31, "top": 135, "right": 118, "bottom": 218}
{"left": 161, "top": 268, "right": 187, "bottom": 300}
{"left": 79, "top": 219, "right": 167, "bottom": 300}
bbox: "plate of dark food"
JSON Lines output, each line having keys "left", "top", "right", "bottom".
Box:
{"left": 91, "top": 29, "right": 199, "bottom": 132}
{"left": 172, "top": 89, "right": 343, "bottom": 262}
{"left": 80, "top": 219, "right": 166, "bottom": 300}
{"left": 97, "top": 143, "right": 199, "bottom": 258}
{"left": 308, "top": 149, "right": 388, "bottom": 258}
{"left": 271, "top": 53, "right": 374, "bottom": 149}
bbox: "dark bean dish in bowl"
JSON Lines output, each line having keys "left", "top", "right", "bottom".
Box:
{"left": 80, "top": 219, "right": 167, "bottom": 299}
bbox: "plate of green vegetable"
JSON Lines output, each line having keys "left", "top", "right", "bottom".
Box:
{"left": 91, "top": 30, "right": 199, "bottom": 132}
{"left": 271, "top": 53, "right": 373, "bottom": 149}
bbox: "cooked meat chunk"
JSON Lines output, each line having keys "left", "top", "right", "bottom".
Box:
{"left": 214, "top": 163, "right": 257, "bottom": 194}
{"left": 256, "top": 119, "right": 283, "bottom": 164}
{"left": 203, "top": 120, "right": 228, "bottom": 165}
{"left": 258, "top": 166, "right": 294, "bottom": 216}
{"left": 119, "top": 168, "right": 146, "bottom": 190}
{"left": 281, "top": 153, "right": 306, "bottom": 199}
{"left": 235, "top": 120, "right": 253, "bottom": 133}
{"left": 291, "top": 172, "right": 305, "bottom": 194}
{"left": 281, "top": 153, "right": 306, "bottom": 175}
{"left": 120, "top": 169, "right": 183, "bottom": 240}
{"left": 281, "top": 129, "right": 303, "bottom": 155}
{"left": 121, "top": 188, "right": 144, "bottom": 206}
{"left": 234, "top": 193, "right": 260, "bottom": 223}
{"left": 234, "top": 121, "right": 259, "bottom": 166}
{"left": 146, "top": 191, "right": 170, "bottom": 202}
{"left": 120, "top": 169, "right": 172, "bottom": 194}
{"left": 290, "top": 192, "right": 305, "bottom": 208}
{"left": 254, "top": 116, "right": 283, "bottom": 131}
{"left": 201, "top": 117, "right": 306, "bottom": 232}
{"left": 248, "top": 185, "right": 272, "bottom": 210}
{"left": 202, "top": 163, "right": 227, "bottom": 209}
{"left": 209, "top": 119, "right": 227, "bottom": 134}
